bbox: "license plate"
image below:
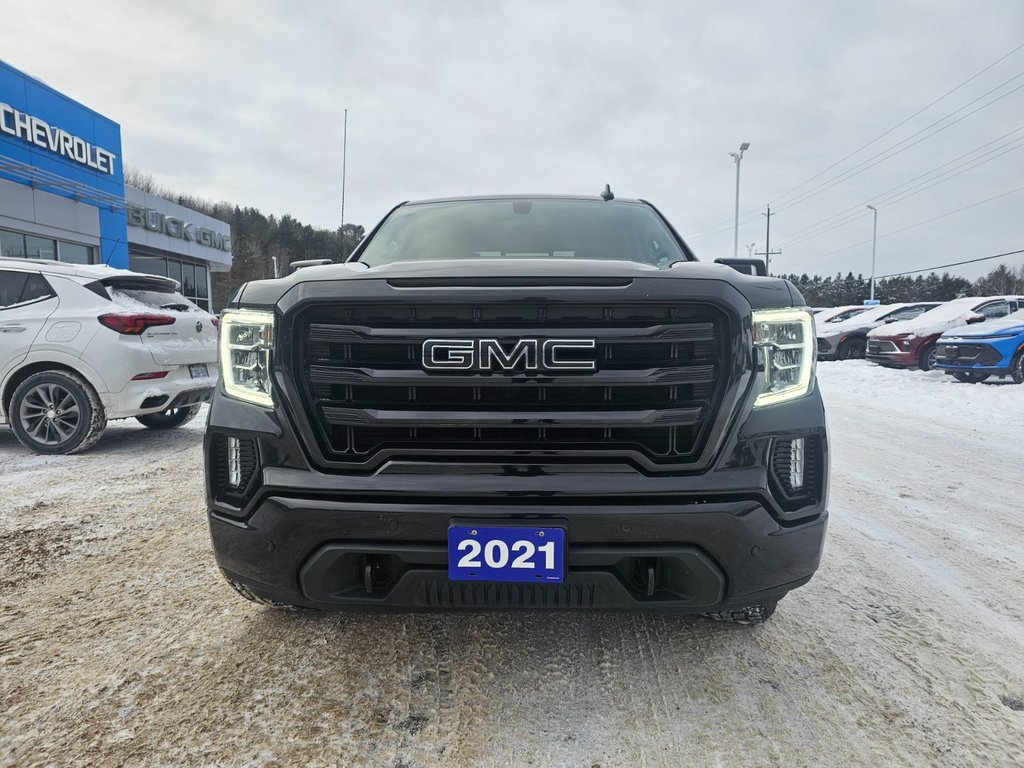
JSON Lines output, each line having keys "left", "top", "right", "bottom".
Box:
{"left": 944, "top": 346, "right": 958, "bottom": 359}
{"left": 189, "top": 363, "right": 209, "bottom": 379}
{"left": 448, "top": 525, "right": 565, "bottom": 583}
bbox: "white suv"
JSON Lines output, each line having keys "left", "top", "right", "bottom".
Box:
{"left": 0, "top": 258, "right": 218, "bottom": 454}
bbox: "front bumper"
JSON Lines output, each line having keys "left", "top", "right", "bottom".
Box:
{"left": 205, "top": 379, "right": 829, "bottom": 612}
{"left": 865, "top": 346, "right": 917, "bottom": 368}
{"left": 816, "top": 335, "right": 841, "bottom": 360}
{"left": 212, "top": 497, "right": 827, "bottom": 611}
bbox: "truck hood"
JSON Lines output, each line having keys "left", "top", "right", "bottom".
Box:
{"left": 232, "top": 258, "right": 800, "bottom": 311}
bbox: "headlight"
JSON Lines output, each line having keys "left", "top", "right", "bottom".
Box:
{"left": 219, "top": 309, "right": 275, "bottom": 407}
{"left": 753, "top": 308, "right": 815, "bottom": 408}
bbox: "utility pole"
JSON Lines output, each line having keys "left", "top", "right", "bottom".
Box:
{"left": 756, "top": 205, "right": 780, "bottom": 275}
{"left": 341, "top": 108, "right": 348, "bottom": 258}
{"left": 867, "top": 204, "right": 878, "bottom": 301}
{"left": 729, "top": 142, "right": 750, "bottom": 259}
{"left": 763, "top": 205, "right": 775, "bottom": 274}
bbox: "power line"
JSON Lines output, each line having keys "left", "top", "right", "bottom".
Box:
{"left": 876, "top": 248, "right": 1024, "bottom": 279}
{"left": 772, "top": 73, "right": 1024, "bottom": 214}
{"left": 769, "top": 42, "right": 1024, "bottom": 207}
{"left": 779, "top": 125, "right": 1024, "bottom": 242}
{"left": 778, "top": 131, "right": 1024, "bottom": 247}
{"left": 784, "top": 183, "right": 1024, "bottom": 269}
{"left": 684, "top": 41, "right": 1024, "bottom": 243}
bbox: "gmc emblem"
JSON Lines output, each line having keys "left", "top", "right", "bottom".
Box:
{"left": 422, "top": 338, "right": 597, "bottom": 372}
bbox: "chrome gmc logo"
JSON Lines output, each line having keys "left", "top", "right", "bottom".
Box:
{"left": 422, "top": 338, "right": 597, "bottom": 372}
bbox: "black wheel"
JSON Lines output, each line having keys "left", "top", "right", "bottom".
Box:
{"left": 136, "top": 404, "right": 202, "bottom": 429}
{"left": 10, "top": 370, "right": 106, "bottom": 455}
{"left": 1011, "top": 347, "right": 1024, "bottom": 384}
{"left": 838, "top": 337, "right": 866, "bottom": 360}
{"left": 702, "top": 601, "right": 778, "bottom": 625}
{"left": 952, "top": 371, "right": 990, "bottom": 384}
{"left": 918, "top": 343, "right": 938, "bottom": 371}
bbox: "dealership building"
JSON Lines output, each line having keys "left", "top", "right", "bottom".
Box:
{"left": 0, "top": 60, "right": 231, "bottom": 310}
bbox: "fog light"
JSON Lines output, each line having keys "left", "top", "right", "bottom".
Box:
{"left": 227, "top": 437, "right": 241, "bottom": 487}
{"left": 790, "top": 437, "right": 805, "bottom": 489}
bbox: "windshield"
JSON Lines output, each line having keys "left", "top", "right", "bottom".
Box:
{"left": 356, "top": 199, "right": 689, "bottom": 268}
{"left": 826, "top": 308, "right": 869, "bottom": 323}
{"left": 881, "top": 304, "right": 935, "bottom": 323}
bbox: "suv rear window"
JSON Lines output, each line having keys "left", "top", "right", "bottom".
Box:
{"left": 101, "top": 279, "right": 199, "bottom": 312}
{"left": 356, "top": 199, "right": 689, "bottom": 269}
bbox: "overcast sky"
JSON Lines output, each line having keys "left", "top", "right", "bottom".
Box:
{"left": 4, "top": 0, "right": 1022, "bottom": 279}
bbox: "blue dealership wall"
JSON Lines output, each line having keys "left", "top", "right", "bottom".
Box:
{"left": 0, "top": 60, "right": 128, "bottom": 267}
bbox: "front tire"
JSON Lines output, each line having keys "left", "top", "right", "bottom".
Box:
{"left": 918, "top": 343, "right": 938, "bottom": 371}
{"left": 952, "top": 371, "right": 990, "bottom": 384}
{"left": 838, "top": 337, "right": 866, "bottom": 360}
{"left": 10, "top": 371, "right": 107, "bottom": 455}
{"left": 136, "top": 404, "right": 202, "bottom": 429}
{"left": 1011, "top": 348, "right": 1024, "bottom": 384}
{"left": 702, "top": 601, "right": 778, "bottom": 625}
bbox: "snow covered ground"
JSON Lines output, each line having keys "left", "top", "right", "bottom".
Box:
{"left": 1, "top": 364, "right": 1023, "bottom": 767}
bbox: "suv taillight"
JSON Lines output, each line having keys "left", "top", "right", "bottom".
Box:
{"left": 98, "top": 313, "right": 176, "bottom": 335}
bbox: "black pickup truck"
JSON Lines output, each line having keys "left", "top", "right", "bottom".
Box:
{"left": 206, "top": 194, "right": 828, "bottom": 624}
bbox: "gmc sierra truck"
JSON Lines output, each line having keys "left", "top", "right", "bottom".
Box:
{"left": 205, "top": 194, "right": 828, "bottom": 624}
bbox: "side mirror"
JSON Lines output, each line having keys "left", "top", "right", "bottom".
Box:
{"left": 965, "top": 312, "right": 986, "bottom": 324}
{"left": 715, "top": 258, "right": 767, "bottom": 276}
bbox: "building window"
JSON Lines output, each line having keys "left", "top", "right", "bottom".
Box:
{"left": 129, "top": 253, "right": 211, "bottom": 311}
{"left": 58, "top": 242, "right": 93, "bottom": 264}
{"left": 1, "top": 230, "right": 27, "bottom": 259}
{"left": 0, "top": 227, "right": 94, "bottom": 263}
{"left": 128, "top": 254, "right": 167, "bottom": 276}
{"left": 25, "top": 236, "right": 57, "bottom": 260}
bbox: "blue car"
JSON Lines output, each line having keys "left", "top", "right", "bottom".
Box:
{"left": 934, "top": 308, "right": 1024, "bottom": 383}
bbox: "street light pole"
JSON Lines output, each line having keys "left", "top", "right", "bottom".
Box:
{"left": 729, "top": 142, "right": 750, "bottom": 259}
{"left": 867, "top": 205, "right": 878, "bottom": 301}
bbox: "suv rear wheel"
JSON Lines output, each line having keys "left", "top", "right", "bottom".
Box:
{"left": 10, "top": 371, "right": 107, "bottom": 455}
{"left": 136, "top": 404, "right": 202, "bottom": 429}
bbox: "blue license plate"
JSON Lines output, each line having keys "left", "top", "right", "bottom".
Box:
{"left": 448, "top": 525, "right": 565, "bottom": 583}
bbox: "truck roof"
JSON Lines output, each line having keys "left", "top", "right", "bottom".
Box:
{"left": 403, "top": 194, "right": 647, "bottom": 207}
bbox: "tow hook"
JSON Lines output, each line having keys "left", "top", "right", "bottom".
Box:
{"left": 634, "top": 557, "right": 658, "bottom": 597}
{"left": 362, "top": 555, "right": 389, "bottom": 595}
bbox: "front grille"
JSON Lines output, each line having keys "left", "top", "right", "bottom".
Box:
{"left": 420, "top": 581, "right": 600, "bottom": 608}
{"left": 294, "top": 302, "right": 731, "bottom": 471}
{"left": 867, "top": 339, "right": 898, "bottom": 354}
{"left": 816, "top": 338, "right": 831, "bottom": 354}
{"left": 935, "top": 343, "right": 1002, "bottom": 366}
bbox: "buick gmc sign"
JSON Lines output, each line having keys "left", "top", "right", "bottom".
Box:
{"left": 126, "top": 204, "right": 232, "bottom": 252}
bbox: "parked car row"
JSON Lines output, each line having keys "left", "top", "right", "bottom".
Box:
{"left": 814, "top": 295, "right": 1024, "bottom": 383}
{"left": 0, "top": 258, "right": 218, "bottom": 454}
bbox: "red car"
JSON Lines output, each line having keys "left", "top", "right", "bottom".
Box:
{"left": 866, "top": 296, "right": 1023, "bottom": 370}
